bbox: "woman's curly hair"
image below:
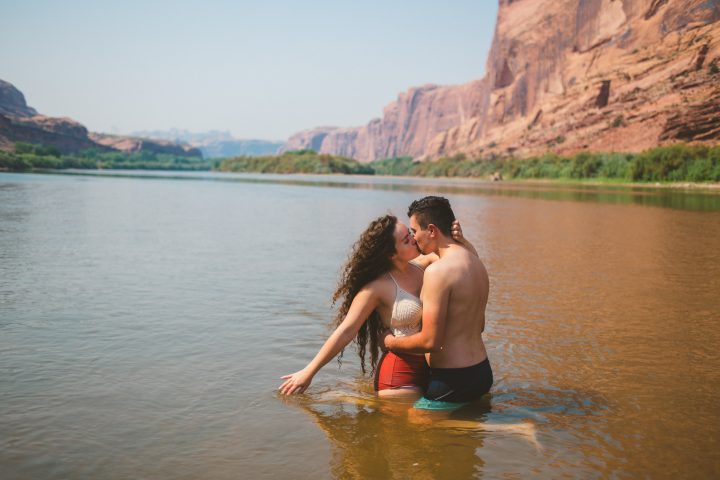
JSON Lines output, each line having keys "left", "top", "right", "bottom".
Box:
{"left": 331, "top": 214, "right": 398, "bottom": 375}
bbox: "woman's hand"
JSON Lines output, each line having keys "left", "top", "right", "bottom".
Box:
{"left": 451, "top": 219, "right": 479, "bottom": 257}
{"left": 378, "top": 328, "right": 393, "bottom": 352}
{"left": 451, "top": 220, "right": 464, "bottom": 242}
{"left": 279, "top": 368, "right": 314, "bottom": 395}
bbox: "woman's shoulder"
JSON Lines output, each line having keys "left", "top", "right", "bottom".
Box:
{"left": 362, "top": 274, "right": 396, "bottom": 303}
{"left": 365, "top": 273, "right": 394, "bottom": 292}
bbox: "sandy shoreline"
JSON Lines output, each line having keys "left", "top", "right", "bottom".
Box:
{"left": 491, "top": 178, "right": 720, "bottom": 192}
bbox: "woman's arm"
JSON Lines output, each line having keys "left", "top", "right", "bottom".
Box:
{"left": 451, "top": 220, "right": 479, "bottom": 257}
{"left": 278, "top": 287, "right": 380, "bottom": 395}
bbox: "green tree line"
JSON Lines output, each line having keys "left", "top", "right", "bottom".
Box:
{"left": 371, "top": 144, "right": 720, "bottom": 183}
{"left": 0, "top": 142, "right": 214, "bottom": 171}
{"left": 2, "top": 142, "right": 719, "bottom": 183}
{"left": 216, "top": 150, "right": 373, "bottom": 174}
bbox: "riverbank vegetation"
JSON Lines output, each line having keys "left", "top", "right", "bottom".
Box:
{"left": 0, "top": 142, "right": 213, "bottom": 171}
{"left": 216, "top": 150, "right": 373, "bottom": 174}
{"left": 370, "top": 144, "right": 720, "bottom": 183}
{"left": 1, "top": 142, "right": 718, "bottom": 184}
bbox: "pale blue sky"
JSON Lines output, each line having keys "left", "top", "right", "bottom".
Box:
{"left": 0, "top": 0, "right": 498, "bottom": 140}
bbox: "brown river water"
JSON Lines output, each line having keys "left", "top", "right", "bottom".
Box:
{"left": 1, "top": 171, "right": 719, "bottom": 478}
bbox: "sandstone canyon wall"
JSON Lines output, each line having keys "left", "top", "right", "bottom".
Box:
{"left": 282, "top": 81, "right": 488, "bottom": 162}
{"left": 284, "top": 0, "right": 720, "bottom": 161}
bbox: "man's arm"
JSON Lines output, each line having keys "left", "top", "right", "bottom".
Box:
{"left": 383, "top": 267, "right": 450, "bottom": 354}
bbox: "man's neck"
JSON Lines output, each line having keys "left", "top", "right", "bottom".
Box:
{"left": 435, "top": 236, "right": 460, "bottom": 258}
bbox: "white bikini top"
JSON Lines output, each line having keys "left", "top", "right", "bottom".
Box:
{"left": 388, "top": 263, "right": 423, "bottom": 337}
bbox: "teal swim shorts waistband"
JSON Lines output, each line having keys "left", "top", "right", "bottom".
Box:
{"left": 413, "top": 397, "right": 469, "bottom": 411}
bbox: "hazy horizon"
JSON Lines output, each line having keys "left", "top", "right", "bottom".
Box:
{"left": 0, "top": 0, "right": 498, "bottom": 141}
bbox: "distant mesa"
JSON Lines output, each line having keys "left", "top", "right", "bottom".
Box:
{"left": 282, "top": 0, "right": 720, "bottom": 161}
{"left": 0, "top": 79, "right": 281, "bottom": 159}
{"left": 89, "top": 133, "right": 202, "bottom": 158}
{"left": 130, "top": 129, "right": 284, "bottom": 159}
{"left": 197, "top": 139, "right": 283, "bottom": 159}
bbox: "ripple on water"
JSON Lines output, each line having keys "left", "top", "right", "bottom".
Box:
{"left": 2, "top": 172, "right": 720, "bottom": 479}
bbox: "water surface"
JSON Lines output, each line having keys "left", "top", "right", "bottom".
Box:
{"left": 1, "top": 171, "right": 719, "bottom": 478}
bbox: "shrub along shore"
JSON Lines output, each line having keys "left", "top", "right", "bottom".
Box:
{"left": 370, "top": 144, "right": 720, "bottom": 183}
{"left": 2, "top": 142, "right": 719, "bottom": 184}
{"left": 0, "top": 142, "right": 215, "bottom": 171}
{"left": 216, "top": 149, "right": 373, "bottom": 174}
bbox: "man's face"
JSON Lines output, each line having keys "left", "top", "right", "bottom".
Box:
{"left": 408, "top": 215, "right": 430, "bottom": 255}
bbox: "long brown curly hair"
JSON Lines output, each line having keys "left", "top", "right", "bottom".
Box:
{"left": 331, "top": 214, "right": 398, "bottom": 375}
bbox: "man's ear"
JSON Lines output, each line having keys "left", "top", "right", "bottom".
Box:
{"left": 427, "top": 223, "right": 438, "bottom": 237}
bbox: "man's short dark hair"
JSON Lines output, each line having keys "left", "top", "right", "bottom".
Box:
{"left": 408, "top": 196, "right": 455, "bottom": 236}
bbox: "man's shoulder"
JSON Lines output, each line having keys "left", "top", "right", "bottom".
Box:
{"left": 429, "top": 248, "right": 484, "bottom": 279}
{"left": 425, "top": 256, "right": 453, "bottom": 278}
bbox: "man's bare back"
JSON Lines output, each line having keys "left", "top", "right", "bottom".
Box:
{"left": 422, "top": 243, "right": 489, "bottom": 369}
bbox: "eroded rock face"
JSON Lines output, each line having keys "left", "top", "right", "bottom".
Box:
{"left": 0, "top": 80, "right": 98, "bottom": 153}
{"left": 437, "top": 0, "right": 720, "bottom": 159}
{"left": 284, "top": 0, "right": 720, "bottom": 161}
{"left": 660, "top": 93, "right": 720, "bottom": 141}
{"left": 0, "top": 113, "right": 100, "bottom": 154}
{"left": 282, "top": 127, "right": 339, "bottom": 153}
{"left": 284, "top": 81, "right": 488, "bottom": 162}
{"left": 0, "top": 79, "right": 38, "bottom": 117}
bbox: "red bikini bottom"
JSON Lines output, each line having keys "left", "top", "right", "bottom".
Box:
{"left": 374, "top": 351, "right": 429, "bottom": 391}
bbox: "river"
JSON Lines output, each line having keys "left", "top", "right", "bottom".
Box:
{"left": 1, "top": 171, "right": 719, "bottom": 478}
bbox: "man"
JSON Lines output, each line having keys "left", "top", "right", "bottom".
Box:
{"left": 383, "top": 196, "right": 492, "bottom": 409}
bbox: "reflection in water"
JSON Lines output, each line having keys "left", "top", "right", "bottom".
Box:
{"left": 2, "top": 172, "right": 719, "bottom": 478}
{"left": 459, "top": 197, "right": 720, "bottom": 477}
{"left": 281, "top": 384, "right": 546, "bottom": 479}
{"left": 283, "top": 388, "right": 488, "bottom": 479}
{"left": 53, "top": 170, "right": 720, "bottom": 212}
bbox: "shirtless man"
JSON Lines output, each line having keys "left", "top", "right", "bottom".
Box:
{"left": 383, "top": 196, "right": 492, "bottom": 408}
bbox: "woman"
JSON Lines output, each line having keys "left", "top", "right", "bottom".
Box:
{"left": 279, "top": 214, "right": 472, "bottom": 399}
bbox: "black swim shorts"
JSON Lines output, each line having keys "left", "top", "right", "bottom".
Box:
{"left": 422, "top": 357, "right": 493, "bottom": 404}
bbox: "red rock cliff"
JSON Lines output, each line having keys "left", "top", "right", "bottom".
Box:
{"left": 285, "top": 0, "right": 720, "bottom": 161}
{"left": 435, "top": 0, "right": 720, "bottom": 158}
{"left": 283, "top": 81, "right": 488, "bottom": 162}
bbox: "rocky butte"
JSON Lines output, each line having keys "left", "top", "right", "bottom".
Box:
{"left": 0, "top": 79, "right": 202, "bottom": 157}
{"left": 283, "top": 0, "right": 720, "bottom": 161}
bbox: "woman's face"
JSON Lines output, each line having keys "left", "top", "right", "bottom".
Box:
{"left": 392, "top": 222, "right": 419, "bottom": 262}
